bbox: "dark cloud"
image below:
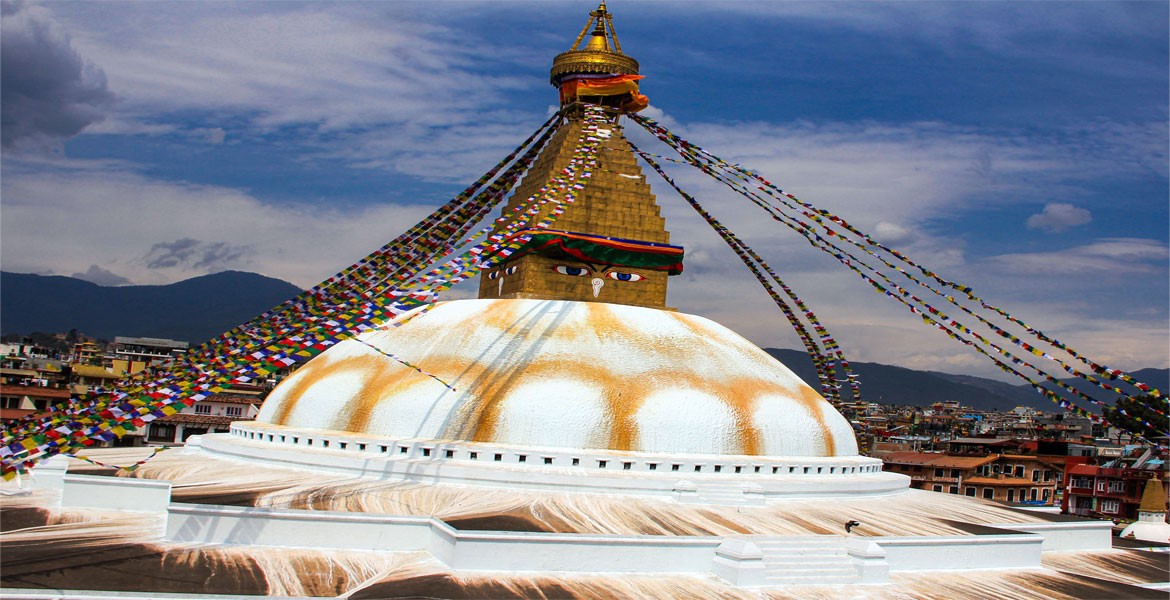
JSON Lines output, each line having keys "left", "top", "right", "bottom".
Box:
{"left": 144, "top": 237, "right": 251, "bottom": 271}
{"left": 71, "top": 264, "right": 131, "bottom": 286}
{"left": 1, "top": 0, "right": 114, "bottom": 150}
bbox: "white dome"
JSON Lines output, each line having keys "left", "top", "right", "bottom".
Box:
{"left": 256, "top": 299, "right": 859, "bottom": 457}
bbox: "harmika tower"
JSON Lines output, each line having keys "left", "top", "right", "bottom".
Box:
{"left": 477, "top": 2, "right": 681, "bottom": 309}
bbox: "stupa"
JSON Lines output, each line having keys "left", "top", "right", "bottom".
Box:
{"left": 253, "top": 0, "right": 864, "bottom": 463}
{"left": 3, "top": 4, "right": 1165, "bottom": 598}
{"left": 1120, "top": 475, "right": 1170, "bottom": 544}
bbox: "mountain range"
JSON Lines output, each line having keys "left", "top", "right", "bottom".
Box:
{"left": 3, "top": 270, "right": 1164, "bottom": 411}
{"left": 764, "top": 348, "right": 1167, "bottom": 413}
{"left": 1, "top": 270, "right": 302, "bottom": 344}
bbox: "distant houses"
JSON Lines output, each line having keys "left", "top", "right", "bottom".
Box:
{"left": 1, "top": 335, "right": 276, "bottom": 446}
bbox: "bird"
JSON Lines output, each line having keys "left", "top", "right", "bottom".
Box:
{"left": 845, "top": 520, "right": 861, "bottom": 534}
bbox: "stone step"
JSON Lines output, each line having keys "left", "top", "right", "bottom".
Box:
{"left": 764, "top": 573, "right": 860, "bottom": 585}
{"left": 755, "top": 538, "right": 845, "bottom": 548}
{"left": 758, "top": 552, "right": 851, "bottom": 561}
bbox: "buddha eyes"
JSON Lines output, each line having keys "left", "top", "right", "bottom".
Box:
{"left": 554, "top": 265, "right": 590, "bottom": 277}
{"left": 551, "top": 265, "right": 645, "bottom": 281}
{"left": 488, "top": 265, "right": 519, "bottom": 279}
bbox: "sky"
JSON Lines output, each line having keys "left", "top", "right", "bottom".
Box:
{"left": 2, "top": 0, "right": 1167, "bottom": 383}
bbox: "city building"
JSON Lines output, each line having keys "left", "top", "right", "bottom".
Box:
{"left": 1064, "top": 445, "right": 1168, "bottom": 521}
{"left": 111, "top": 336, "right": 189, "bottom": 366}
{"left": 881, "top": 450, "right": 1063, "bottom": 505}
{"left": 145, "top": 385, "right": 265, "bottom": 444}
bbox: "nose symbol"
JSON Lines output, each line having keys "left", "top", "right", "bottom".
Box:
{"left": 591, "top": 277, "right": 604, "bottom": 298}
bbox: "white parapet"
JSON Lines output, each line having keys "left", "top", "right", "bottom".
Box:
{"left": 207, "top": 424, "right": 909, "bottom": 502}
{"left": 62, "top": 474, "right": 172, "bottom": 514}
{"left": 874, "top": 533, "right": 1044, "bottom": 571}
{"left": 986, "top": 520, "right": 1114, "bottom": 552}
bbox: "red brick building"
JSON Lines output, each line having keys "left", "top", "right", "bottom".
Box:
{"left": 1063, "top": 446, "right": 1167, "bottom": 521}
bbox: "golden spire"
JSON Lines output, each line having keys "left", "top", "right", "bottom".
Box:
{"left": 1138, "top": 474, "right": 1167, "bottom": 514}
{"left": 550, "top": 2, "right": 639, "bottom": 85}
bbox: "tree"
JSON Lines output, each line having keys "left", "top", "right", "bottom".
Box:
{"left": 1103, "top": 395, "right": 1169, "bottom": 442}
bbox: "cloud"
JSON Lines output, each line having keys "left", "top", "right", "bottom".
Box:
{"left": 1026, "top": 202, "right": 1092, "bottom": 233}
{"left": 0, "top": 0, "right": 114, "bottom": 151}
{"left": 195, "top": 127, "right": 226, "bottom": 145}
{"left": 711, "top": 1, "right": 1166, "bottom": 74}
{"left": 144, "top": 237, "right": 252, "bottom": 271}
{"left": 70, "top": 263, "right": 130, "bottom": 286}
{"left": 56, "top": 5, "right": 531, "bottom": 132}
{"left": 984, "top": 238, "right": 1168, "bottom": 276}
{"left": 0, "top": 157, "right": 434, "bottom": 287}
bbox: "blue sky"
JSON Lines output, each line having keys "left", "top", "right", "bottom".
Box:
{"left": 2, "top": 0, "right": 1166, "bottom": 381}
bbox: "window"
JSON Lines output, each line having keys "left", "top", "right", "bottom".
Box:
{"left": 225, "top": 406, "right": 243, "bottom": 417}
{"left": 1007, "top": 489, "right": 1016, "bottom": 502}
{"left": 1015, "top": 466, "right": 1024, "bottom": 477}
{"left": 1101, "top": 499, "right": 1120, "bottom": 513}
{"left": 494, "top": 453, "right": 503, "bottom": 462}
{"left": 148, "top": 423, "right": 176, "bottom": 442}
{"left": 1029, "top": 488, "right": 1038, "bottom": 501}
{"left": 949, "top": 486, "right": 958, "bottom": 494}
{"left": 1043, "top": 470, "right": 1052, "bottom": 482}
{"left": 445, "top": 450, "right": 455, "bottom": 458}
{"left": 966, "top": 487, "right": 977, "bottom": 497}
{"left": 982, "top": 488, "right": 994, "bottom": 499}
{"left": 1108, "top": 481, "right": 1126, "bottom": 493}
{"left": 935, "top": 468, "right": 945, "bottom": 477}
{"left": 672, "top": 464, "right": 680, "bottom": 472}
{"left": 194, "top": 404, "right": 211, "bottom": 414}
{"left": 469, "top": 452, "right": 478, "bottom": 460}
{"left": 598, "top": 460, "right": 607, "bottom": 469}
{"left": 932, "top": 485, "right": 943, "bottom": 492}
{"left": 543, "top": 457, "right": 553, "bottom": 465}
{"left": 1042, "top": 489, "right": 1050, "bottom": 502}
{"left": 648, "top": 463, "right": 658, "bottom": 471}
{"left": 421, "top": 448, "right": 431, "bottom": 457}
{"left": 571, "top": 458, "right": 579, "bottom": 466}
{"left": 622, "top": 462, "right": 632, "bottom": 470}
{"left": 1096, "top": 481, "right": 1107, "bottom": 492}
{"left": 951, "top": 469, "right": 960, "bottom": 478}
{"left": 714, "top": 465, "right": 722, "bottom": 473}
{"left": 399, "top": 446, "right": 408, "bottom": 454}
{"left": 517, "top": 454, "right": 527, "bottom": 463}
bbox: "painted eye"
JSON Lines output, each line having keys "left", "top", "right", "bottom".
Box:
{"left": 607, "top": 271, "right": 645, "bottom": 282}
{"left": 488, "top": 271, "right": 500, "bottom": 280}
{"left": 554, "top": 265, "right": 589, "bottom": 277}
{"left": 505, "top": 265, "right": 518, "bottom": 276}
